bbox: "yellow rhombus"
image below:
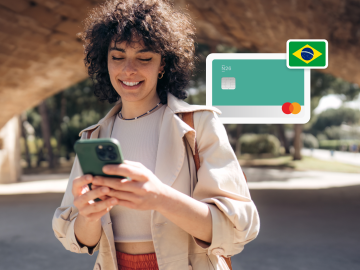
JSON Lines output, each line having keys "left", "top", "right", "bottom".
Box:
{"left": 293, "top": 45, "right": 322, "bottom": 64}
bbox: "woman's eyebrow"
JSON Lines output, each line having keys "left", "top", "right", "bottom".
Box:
{"left": 136, "top": 48, "right": 153, "bottom": 53}
{"left": 109, "top": 47, "right": 125, "bottom": 52}
{"left": 109, "top": 47, "right": 153, "bottom": 53}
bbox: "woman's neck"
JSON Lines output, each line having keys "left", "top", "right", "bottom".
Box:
{"left": 120, "top": 94, "right": 161, "bottom": 119}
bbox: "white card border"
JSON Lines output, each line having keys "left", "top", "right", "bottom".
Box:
{"left": 206, "top": 53, "right": 311, "bottom": 124}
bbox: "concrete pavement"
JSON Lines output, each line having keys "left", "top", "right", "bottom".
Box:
{"left": 233, "top": 185, "right": 360, "bottom": 270}
{"left": 0, "top": 168, "right": 359, "bottom": 270}
{"left": 0, "top": 185, "right": 359, "bottom": 270}
{"left": 0, "top": 193, "right": 97, "bottom": 270}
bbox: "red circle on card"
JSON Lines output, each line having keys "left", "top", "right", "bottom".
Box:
{"left": 282, "top": 102, "right": 292, "bottom": 114}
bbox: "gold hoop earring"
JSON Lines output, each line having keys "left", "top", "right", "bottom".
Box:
{"left": 158, "top": 70, "right": 165, "bottom": 79}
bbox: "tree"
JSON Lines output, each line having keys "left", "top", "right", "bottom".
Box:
{"left": 38, "top": 101, "right": 55, "bottom": 168}
{"left": 26, "top": 78, "right": 114, "bottom": 167}
{"left": 20, "top": 113, "right": 31, "bottom": 168}
{"left": 291, "top": 71, "right": 360, "bottom": 160}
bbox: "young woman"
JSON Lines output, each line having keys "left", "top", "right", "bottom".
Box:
{"left": 52, "top": 1, "right": 260, "bottom": 270}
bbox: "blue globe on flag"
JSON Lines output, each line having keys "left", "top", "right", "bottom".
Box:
{"left": 301, "top": 47, "right": 314, "bottom": 61}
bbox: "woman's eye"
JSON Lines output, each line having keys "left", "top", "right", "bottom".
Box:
{"left": 111, "top": 57, "right": 152, "bottom": 61}
{"left": 139, "top": 58, "right": 152, "bottom": 61}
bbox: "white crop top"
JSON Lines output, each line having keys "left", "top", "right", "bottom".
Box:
{"left": 110, "top": 104, "right": 165, "bottom": 242}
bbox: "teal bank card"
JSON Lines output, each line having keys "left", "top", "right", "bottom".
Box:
{"left": 206, "top": 54, "right": 311, "bottom": 124}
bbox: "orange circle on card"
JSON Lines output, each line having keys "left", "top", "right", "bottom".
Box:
{"left": 291, "top": 102, "right": 301, "bottom": 114}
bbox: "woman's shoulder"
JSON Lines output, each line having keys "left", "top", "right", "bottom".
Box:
{"left": 166, "top": 92, "right": 221, "bottom": 116}
{"left": 192, "top": 109, "right": 226, "bottom": 138}
{"left": 172, "top": 102, "right": 223, "bottom": 135}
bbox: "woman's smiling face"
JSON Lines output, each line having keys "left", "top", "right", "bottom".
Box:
{"left": 107, "top": 38, "right": 165, "bottom": 103}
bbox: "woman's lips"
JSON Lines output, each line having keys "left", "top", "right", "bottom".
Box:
{"left": 119, "top": 80, "right": 144, "bottom": 90}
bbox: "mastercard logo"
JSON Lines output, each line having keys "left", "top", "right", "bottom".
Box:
{"left": 282, "top": 102, "right": 301, "bottom": 114}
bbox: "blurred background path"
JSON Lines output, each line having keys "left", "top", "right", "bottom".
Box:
{"left": 1, "top": 180, "right": 359, "bottom": 270}
{"left": 1, "top": 168, "right": 360, "bottom": 195}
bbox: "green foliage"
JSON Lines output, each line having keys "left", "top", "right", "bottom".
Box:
{"left": 239, "top": 133, "right": 281, "bottom": 156}
{"left": 311, "top": 70, "right": 360, "bottom": 110}
{"left": 224, "top": 124, "right": 280, "bottom": 144}
{"left": 319, "top": 140, "right": 360, "bottom": 151}
{"left": 184, "top": 44, "right": 209, "bottom": 105}
{"left": 309, "top": 107, "right": 360, "bottom": 134}
{"left": 25, "top": 78, "right": 113, "bottom": 157}
{"left": 26, "top": 108, "right": 42, "bottom": 136}
{"left": 302, "top": 133, "right": 319, "bottom": 149}
{"left": 306, "top": 71, "right": 360, "bottom": 140}
{"left": 322, "top": 125, "right": 360, "bottom": 140}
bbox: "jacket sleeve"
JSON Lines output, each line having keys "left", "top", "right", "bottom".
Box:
{"left": 52, "top": 132, "right": 101, "bottom": 255}
{"left": 191, "top": 110, "right": 260, "bottom": 257}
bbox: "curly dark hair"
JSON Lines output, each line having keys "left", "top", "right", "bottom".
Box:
{"left": 79, "top": 0, "right": 197, "bottom": 104}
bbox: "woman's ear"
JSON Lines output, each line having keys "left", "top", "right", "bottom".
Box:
{"left": 160, "top": 58, "right": 166, "bottom": 72}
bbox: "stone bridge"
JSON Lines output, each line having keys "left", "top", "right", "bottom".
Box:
{"left": 1, "top": 0, "right": 360, "bottom": 181}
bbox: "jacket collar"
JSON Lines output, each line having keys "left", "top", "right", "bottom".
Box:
{"left": 78, "top": 92, "right": 221, "bottom": 137}
{"left": 78, "top": 91, "right": 222, "bottom": 189}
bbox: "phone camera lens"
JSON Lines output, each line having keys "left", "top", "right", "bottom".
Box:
{"left": 98, "top": 149, "right": 106, "bottom": 157}
{"left": 107, "top": 146, "right": 113, "bottom": 151}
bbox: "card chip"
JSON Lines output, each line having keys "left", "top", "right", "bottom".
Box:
{"left": 221, "top": 77, "right": 236, "bottom": 89}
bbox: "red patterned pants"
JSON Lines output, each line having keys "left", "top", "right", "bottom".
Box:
{"left": 116, "top": 251, "right": 159, "bottom": 270}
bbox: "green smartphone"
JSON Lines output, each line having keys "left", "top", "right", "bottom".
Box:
{"left": 74, "top": 138, "right": 126, "bottom": 202}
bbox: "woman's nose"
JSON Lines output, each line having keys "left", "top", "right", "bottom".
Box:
{"left": 123, "top": 59, "right": 137, "bottom": 76}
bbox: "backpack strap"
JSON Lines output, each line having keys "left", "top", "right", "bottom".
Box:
{"left": 181, "top": 111, "right": 234, "bottom": 270}
{"left": 182, "top": 112, "right": 201, "bottom": 171}
{"left": 87, "top": 130, "right": 94, "bottom": 139}
{"left": 181, "top": 112, "right": 247, "bottom": 182}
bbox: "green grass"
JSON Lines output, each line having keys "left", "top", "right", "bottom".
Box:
{"left": 239, "top": 155, "right": 360, "bottom": 174}
{"left": 319, "top": 140, "right": 360, "bottom": 151}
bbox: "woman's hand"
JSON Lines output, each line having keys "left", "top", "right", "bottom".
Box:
{"left": 92, "top": 160, "right": 169, "bottom": 211}
{"left": 72, "top": 174, "right": 119, "bottom": 222}
{"left": 94, "top": 160, "right": 213, "bottom": 244}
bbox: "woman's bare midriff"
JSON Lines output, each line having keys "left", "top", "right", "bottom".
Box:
{"left": 115, "top": 241, "right": 155, "bottom": 254}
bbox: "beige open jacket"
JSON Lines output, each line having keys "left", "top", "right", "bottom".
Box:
{"left": 52, "top": 92, "right": 260, "bottom": 270}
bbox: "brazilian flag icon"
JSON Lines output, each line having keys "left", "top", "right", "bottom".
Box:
{"left": 287, "top": 39, "right": 328, "bottom": 69}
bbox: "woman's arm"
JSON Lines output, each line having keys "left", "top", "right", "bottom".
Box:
{"left": 191, "top": 110, "right": 260, "bottom": 256}
{"left": 74, "top": 215, "right": 102, "bottom": 247}
{"left": 92, "top": 160, "right": 212, "bottom": 244}
{"left": 156, "top": 185, "right": 213, "bottom": 245}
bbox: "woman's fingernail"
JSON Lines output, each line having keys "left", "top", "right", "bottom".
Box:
{"left": 86, "top": 175, "right": 92, "bottom": 180}
{"left": 102, "top": 187, "right": 109, "bottom": 193}
{"left": 111, "top": 199, "right": 117, "bottom": 204}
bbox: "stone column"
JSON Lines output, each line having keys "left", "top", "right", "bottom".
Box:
{"left": 0, "top": 116, "right": 22, "bottom": 183}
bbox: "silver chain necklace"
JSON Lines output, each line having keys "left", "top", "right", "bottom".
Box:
{"left": 118, "top": 102, "right": 162, "bottom": 120}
